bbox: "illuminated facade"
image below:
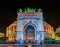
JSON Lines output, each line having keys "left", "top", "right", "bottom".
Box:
{"left": 17, "top": 12, "right": 44, "bottom": 44}
{"left": 44, "top": 21, "right": 55, "bottom": 39}
{"left": 6, "top": 21, "right": 56, "bottom": 42}
{"left": 6, "top": 21, "right": 17, "bottom": 42}
{"left": 6, "top": 8, "right": 57, "bottom": 44}
{"left": 6, "top": 21, "right": 56, "bottom": 43}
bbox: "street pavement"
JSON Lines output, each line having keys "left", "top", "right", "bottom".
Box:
{"left": 0, "top": 44, "right": 60, "bottom": 47}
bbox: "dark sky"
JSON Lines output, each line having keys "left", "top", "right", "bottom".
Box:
{"left": 0, "top": 0, "right": 60, "bottom": 33}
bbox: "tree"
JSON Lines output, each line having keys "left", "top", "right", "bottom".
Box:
{"left": 44, "top": 37, "right": 55, "bottom": 43}
{"left": 55, "top": 27, "right": 60, "bottom": 37}
{"left": 45, "top": 37, "right": 54, "bottom": 40}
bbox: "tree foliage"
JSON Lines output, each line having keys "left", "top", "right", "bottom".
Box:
{"left": 45, "top": 37, "right": 55, "bottom": 42}
{"left": 55, "top": 27, "right": 60, "bottom": 37}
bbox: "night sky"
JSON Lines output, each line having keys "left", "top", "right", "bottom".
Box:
{"left": 0, "top": 0, "right": 60, "bottom": 33}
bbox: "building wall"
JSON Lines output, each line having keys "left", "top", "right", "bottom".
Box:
{"left": 6, "top": 21, "right": 17, "bottom": 42}
{"left": 6, "top": 21, "right": 56, "bottom": 42}
{"left": 0, "top": 32, "right": 5, "bottom": 37}
{"left": 44, "top": 21, "right": 55, "bottom": 39}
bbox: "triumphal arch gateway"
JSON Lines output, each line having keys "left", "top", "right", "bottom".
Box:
{"left": 16, "top": 8, "right": 44, "bottom": 44}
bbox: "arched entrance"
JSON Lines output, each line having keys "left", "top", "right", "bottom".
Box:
{"left": 24, "top": 23, "right": 36, "bottom": 44}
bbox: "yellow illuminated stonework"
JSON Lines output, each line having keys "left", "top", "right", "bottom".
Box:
{"left": 6, "top": 21, "right": 17, "bottom": 42}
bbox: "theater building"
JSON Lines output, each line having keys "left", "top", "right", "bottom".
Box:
{"left": 6, "top": 8, "right": 55, "bottom": 44}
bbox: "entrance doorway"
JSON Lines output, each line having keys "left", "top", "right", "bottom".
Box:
{"left": 26, "top": 39, "right": 34, "bottom": 44}
{"left": 24, "top": 24, "right": 35, "bottom": 44}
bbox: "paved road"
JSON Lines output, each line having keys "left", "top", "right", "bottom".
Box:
{"left": 0, "top": 44, "right": 60, "bottom": 47}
